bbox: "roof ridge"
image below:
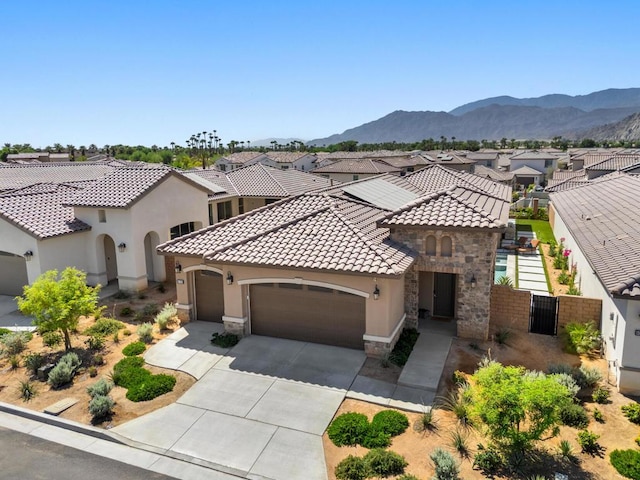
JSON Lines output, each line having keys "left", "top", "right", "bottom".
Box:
{"left": 257, "top": 163, "right": 290, "bottom": 196}
{"left": 449, "top": 190, "right": 503, "bottom": 225}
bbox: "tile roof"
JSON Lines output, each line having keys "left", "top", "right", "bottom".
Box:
{"left": 511, "top": 165, "right": 544, "bottom": 175}
{"left": 510, "top": 151, "right": 558, "bottom": 160}
{"left": 586, "top": 154, "right": 640, "bottom": 172}
{"left": 550, "top": 174, "right": 640, "bottom": 297}
{"left": 312, "top": 159, "right": 401, "bottom": 174}
{"left": 419, "top": 151, "right": 476, "bottom": 165}
{"left": 265, "top": 152, "right": 312, "bottom": 164}
{"left": 473, "top": 165, "right": 515, "bottom": 182}
{"left": 158, "top": 194, "right": 416, "bottom": 276}
{"left": 218, "top": 152, "right": 266, "bottom": 165}
{"left": 65, "top": 164, "right": 176, "bottom": 208}
{"left": 0, "top": 184, "right": 91, "bottom": 239}
{"left": 322, "top": 150, "right": 412, "bottom": 160}
{"left": 551, "top": 169, "right": 585, "bottom": 181}
{"left": 0, "top": 161, "right": 116, "bottom": 192}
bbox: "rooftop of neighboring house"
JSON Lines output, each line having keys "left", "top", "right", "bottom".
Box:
{"left": 264, "top": 151, "right": 313, "bottom": 164}
{"left": 510, "top": 150, "right": 559, "bottom": 161}
{"left": 511, "top": 165, "right": 544, "bottom": 175}
{"left": 218, "top": 152, "right": 267, "bottom": 165}
{"left": 0, "top": 161, "right": 118, "bottom": 192}
{"left": 312, "top": 158, "right": 402, "bottom": 174}
{"left": 466, "top": 152, "right": 500, "bottom": 162}
{"left": 473, "top": 165, "right": 515, "bottom": 182}
{"left": 585, "top": 154, "right": 640, "bottom": 172}
{"left": 320, "top": 150, "right": 414, "bottom": 160}
{"left": 419, "top": 151, "right": 476, "bottom": 165}
{"left": 550, "top": 173, "right": 640, "bottom": 297}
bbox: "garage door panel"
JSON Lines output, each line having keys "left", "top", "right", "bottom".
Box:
{"left": 250, "top": 283, "right": 365, "bottom": 349}
{"left": 195, "top": 271, "right": 224, "bottom": 322}
{"left": 0, "top": 252, "right": 28, "bottom": 296}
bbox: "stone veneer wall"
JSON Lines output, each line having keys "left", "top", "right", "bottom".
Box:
{"left": 364, "top": 318, "right": 405, "bottom": 358}
{"left": 391, "top": 228, "right": 502, "bottom": 340}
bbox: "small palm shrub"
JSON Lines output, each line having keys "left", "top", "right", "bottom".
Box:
{"left": 610, "top": 449, "right": 640, "bottom": 480}
{"left": 87, "top": 378, "right": 114, "bottom": 398}
{"left": 416, "top": 407, "right": 437, "bottom": 432}
{"left": 622, "top": 403, "right": 640, "bottom": 424}
{"left": 84, "top": 318, "right": 125, "bottom": 336}
{"left": 364, "top": 449, "right": 407, "bottom": 478}
{"left": 450, "top": 429, "right": 469, "bottom": 457}
{"left": 88, "top": 394, "right": 114, "bottom": 420}
{"left": 154, "top": 303, "right": 178, "bottom": 330}
{"left": 17, "top": 380, "right": 37, "bottom": 402}
{"left": 566, "top": 284, "right": 582, "bottom": 296}
{"left": 48, "top": 352, "right": 81, "bottom": 388}
{"left": 122, "top": 341, "right": 146, "bottom": 356}
{"left": 42, "top": 331, "right": 63, "bottom": 348}
{"left": 557, "top": 439, "right": 575, "bottom": 461}
{"left": 23, "top": 352, "right": 44, "bottom": 375}
{"left": 335, "top": 455, "right": 369, "bottom": 480}
{"left": 563, "top": 322, "right": 601, "bottom": 355}
{"left": 559, "top": 403, "right": 589, "bottom": 428}
{"left": 327, "top": 412, "right": 370, "bottom": 447}
{"left": 497, "top": 276, "right": 514, "bottom": 287}
{"left": 577, "top": 430, "right": 600, "bottom": 454}
{"left": 137, "top": 323, "right": 154, "bottom": 344}
{"left": 592, "top": 386, "right": 610, "bottom": 404}
{"left": 371, "top": 410, "right": 409, "bottom": 437}
{"left": 439, "top": 384, "right": 472, "bottom": 427}
{"left": 430, "top": 447, "right": 460, "bottom": 480}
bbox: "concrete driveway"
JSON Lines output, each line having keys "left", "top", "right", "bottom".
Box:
{"left": 112, "top": 323, "right": 366, "bottom": 480}
{"left": 0, "top": 295, "right": 34, "bottom": 330}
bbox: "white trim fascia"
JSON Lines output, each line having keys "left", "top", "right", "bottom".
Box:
{"left": 183, "top": 265, "right": 223, "bottom": 275}
{"left": 237, "top": 277, "right": 370, "bottom": 298}
{"left": 363, "top": 313, "right": 406, "bottom": 343}
{"left": 222, "top": 315, "right": 248, "bottom": 325}
{"left": 176, "top": 303, "right": 193, "bottom": 310}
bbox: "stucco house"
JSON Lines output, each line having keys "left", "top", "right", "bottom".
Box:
{"left": 0, "top": 161, "right": 210, "bottom": 295}
{"left": 158, "top": 165, "right": 511, "bottom": 356}
{"left": 312, "top": 158, "right": 402, "bottom": 183}
{"left": 549, "top": 173, "right": 640, "bottom": 394}
{"left": 214, "top": 151, "right": 316, "bottom": 172}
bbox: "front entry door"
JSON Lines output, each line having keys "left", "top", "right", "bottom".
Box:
{"left": 433, "top": 273, "right": 455, "bottom": 318}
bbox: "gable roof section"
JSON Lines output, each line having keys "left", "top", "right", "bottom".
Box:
{"left": 550, "top": 174, "right": 640, "bottom": 297}
{"left": 158, "top": 194, "right": 416, "bottom": 276}
{"left": 0, "top": 161, "right": 116, "bottom": 192}
{"left": 586, "top": 154, "right": 640, "bottom": 172}
{"left": 0, "top": 183, "right": 91, "bottom": 239}
{"left": 312, "top": 159, "right": 401, "bottom": 174}
{"left": 511, "top": 165, "right": 544, "bottom": 175}
{"left": 473, "top": 165, "right": 515, "bottom": 182}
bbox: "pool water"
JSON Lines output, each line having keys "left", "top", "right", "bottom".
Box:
{"left": 494, "top": 254, "right": 508, "bottom": 283}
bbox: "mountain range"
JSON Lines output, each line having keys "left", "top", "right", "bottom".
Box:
{"left": 308, "top": 88, "right": 640, "bottom": 145}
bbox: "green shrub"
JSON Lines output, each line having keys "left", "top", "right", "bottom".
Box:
{"left": 364, "top": 449, "right": 407, "bottom": 478}
{"left": 592, "top": 386, "right": 610, "bottom": 404}
{"left": 126, "top": 373, "right": 176, "bottom": 402}
{"left": 84, "top": 334, "right": 105, "bottom": 351}
{"left": 552, "top": 373, "right": 580, "bottom": 397}
{"left": 566, "top": 284, "right": 582, "bottom": 296}
{"left": 137, "top": 323, "right": 154, "bottom": 344}
{"left": 371, "top": 410, "right": 409, "bottom": 437}
{"left": 576, "top": 365, "right": 603, "bottom": 388}
{"left": 430, "top": 447, "right": 460, "bottom": 480}
{"left": 142, "top": 303, "right": 160, "bottom": 317}
{"left": 87, "top": 378, "right": 114, "bottom": 398}
{"left": 123, "top": 329, "right": 132, "bottom": 336}
{"left": 112, "top": 331, "right": 120, "bottom": 344}
{"left": 557, "top": 439, "right": 575, "bottom": 461}
{"left": 1, "top": 331, "right": 31, "bottom": 355}
{"left": 577, "top": 430, "right": 600, "bottom": 454}
{"left": 335, "top": 455, "right": 370, "bottom": 480}
{"left": 563, "top": 322, "right": 601, "bottom": 355}
{"left": 558, "top": 270, "right": 571, "bottom": 285}
{"left": 622, "top": 403, "right": 640, "bottom": 424}
{"left": 48, "top": 362, "right": 74, "bottom": 388}
{"left": 119, "top": 306, "right": 134, "bottom": 317}
{"left": 41, "top": 331, "right": 63, "bottom": 348}
{"left": 389, "top": 328, "right": 419, "bottom": 367}
{"left": 211, "top": 332, "right": 240, "bottom": 348}
{"left": 416, "top": 408, "right": 437, "bottom": 432}
{"left": 593, "top": 408, "right": 605, "bottom": 423}
{"left": 17, "top": 380, "right": 37, "bottom": 402}
{"left": 0, "top": 327, "right": 11, "bottom": 337}
{"left": 610, "top": 449, "right": 640, "bottom": 479}
{"left": 122, "top": 341, "right": 146, "bottom": 356}
{"left": 84, "top": 318, "right": 125, "bottom": 336}
{"left": 559, "top": 403, "right": 589, "bottom": 428}
{"left": 360, "top": 429, "right": 391, "bottom": 449}
{"left": 88, "top": 394, "right": 114, "bottom": 420}
{"left": 23, "top": 353, "right": 44, "bottom": 375}
{"left": 494, "top": 328, "right": 512, "bottom": 346}
{"left": 88, "top": 366, "right": 98, "bottom": 377}
{"left": 155, "top": 303, "right": 178, "bottom": 330}
{"left": 473, "top": 444, "right": 503, "bottom": 475}
{"left": 397, "top": 475, "right": 420, "bottom": 480}
{"left": 327, "top": 412, "right": 370, "bottom": 447}
{"left": 111, "top": 356, "right": 146, "bottom": 387}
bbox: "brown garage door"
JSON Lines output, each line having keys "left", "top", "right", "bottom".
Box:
{"left": 250, "top": 283, "right": 366, "bottom": 349}
{"left": 194, "top": 270, "right": 224, "bottom": 322}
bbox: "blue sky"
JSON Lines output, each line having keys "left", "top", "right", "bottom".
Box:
{"left": 1, "top": 0, "right": 638, "bottom": 148}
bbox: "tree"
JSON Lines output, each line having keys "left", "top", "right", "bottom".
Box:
{"left": 17, "top": 268, "right": 100, "bottom": 351}
{"left": 468, "top": 360, "right": 573, "bottom": 458}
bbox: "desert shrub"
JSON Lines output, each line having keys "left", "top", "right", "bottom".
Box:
{"left": 84, "top": 334, "right": 105, "bottom": 351}
{"left": 389, "top": 328, "right": 419, "bottom": 367}
{"left": 123, "top": 329, "right": 132, "bottom": 336}
{"left": 364, "top": 449, "right": 407, "bottom": 478}
{"left": 126, "top": 373, "right": 176, "bottom": 402}
{"left": 0, "top": 327, "right": 11, "bottom": 337}
{"left": 8, "top": 355, "right": 20, "bottom": 369}
{"left": 563, "top": 322, "right": 601, "bottom": 355}
{"left": 494, "top": 328, "right": 511, "bottom": 346}
{"left": 430, "top": 447, "right": 460, "bottom": 480}
{"left": 154, "top": 303, "right": 177, "bottom": 330}
{"left": 552, "top": 373, "right": 580, "bottom": 397}
{"left": 557, "top": 439, "right": 575, "bottom": 461}
{"left": 450, "top": 429, "right": 469, "bottom": 457}
{"left": 23, "top": 352, "right": 44, "bottom": 375}
{"left": 122, "top": 341, "right": 146, "bottom": 356}
{"left": 577, "top": 430, "right": 600, "bottom": 454}
{"left": 112, "top": 331, "right": 120, "bottom": 344}
{"left": 137, "top": 323, "right": 154, "bottom": 343}
{"left": 371, "top": 410, "right": 409, "bottom": 437}
{"left": 211, "top": 332, "right": 240, "bottom": 348}
{"left": 114, "top": 290, "right": 130, "bottom": 299}
{"left": 593, "top": 408, "right": 605, "bottom": 423}
{"left": 558, "top": 270, "right": 571, "bottom": 285}
{"left": 473, "top": 444, "right": 503, "bottom": 475}
{"left": 48, "top": 352, "right": 81, "bottom": 387}
{"left": 592, "top": 386, "right": 610, "bottom": 404}
{"left": 439, "top": 384, "right": 472, "bottom": 426}
{"left": 335, "top": 455, "right": 369, "bottom": 480}
{"left": 610, "top": 449, "right": 640, "bottom": 480}
{"left": 84, "top": 318, "right": 125, "bottom": 337}
{"left": 88, "top": 366, "right": 98, "bottom": 377}
{"left": 1, "top": 331, "right": 31, "bottom": 355}
{"left": 327, "top": 412, "right": 370, "bottom": 447}
{"left": 559, "top": 403, "right": 589, "bottom": 428}
{"left": 622, "top": 403, "right": 640, "bottom": 424}
{"left": 566, "top": 284, "right": 582, "bottom": 296}
{"left": 397, "top": 476, "right": 420, "bottom": 480}
{"left": 416, "top": 407, "right": 438, "bottom": 432}
{"left": 93, "top": 354, "right": 104, "bottom": 366}
{"left": 360, "top": 429, "right": 391, "bottom": 449}
{"left": 547, "top": 363, "right": 574, "bottom": 375}
{"left": 577, "top": 365, "right": 603, "bottom": 388}
{"left": 496, "top": 276, "right": 514, "bottom": 287}
{"left": 17, "top": 380, "right": 37, "bottom": 402}
{"left": 87, "top": 377, "right": 114, "bottom": 398}
{"left": 41, "top": 331, "right": 63, "bottom": 348}
{"left": 88, "top": 394, "right": 114, "bottom": 420}
{"left": 142, "top": 303, "right": 159, "bottom": 317}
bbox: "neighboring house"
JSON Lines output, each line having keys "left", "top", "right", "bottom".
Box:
{"left": 465, "top": 151, "right": 499, "bottom": 168}
{"left": 265, "top": 152, "right": 316, "bottom": 171}
{"left": 215, "top": 152, "right": 274, "bottom": 172}
{"left": 158, "top": 165, "right": 511, "bottom": 355}
{"left": 510, "top": 150, "right": 559, "bottom": 174}
{"left": 416, "top": 151, "right": 476, "bottom": 172}
{"left": 511, "top": 165, "right": 545, "bottom": 188}
{"left": 186, "top": 163, "right": 334, "bottom": 224}
{"left": 312, "top": 159, "right": 401, "bottom": 182}
{"left": 549, "top": 173, "right": 640, "bottom": 394}
{"left": 0, "top": 162, "right": 210, "bottom": 295}
{"left": 473, "top": 165, "right": 515, "bottom": 187}
{"left": 214, "top": 151, "right": 316, "bottom": 172}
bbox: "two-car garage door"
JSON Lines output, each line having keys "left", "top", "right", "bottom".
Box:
{"left": 250, "top": 283, "right": 366, "bottom": 349}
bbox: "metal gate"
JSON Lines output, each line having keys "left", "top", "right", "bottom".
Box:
{"left": 529, "top": 294, "right": 558, "bottom": 335}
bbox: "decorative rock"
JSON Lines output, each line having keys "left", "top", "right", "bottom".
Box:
{"left": 37, "top": 363, "right": 55, "bottom": 381}
{"left": 43, "top": 397, "right": 78, "bottom": 415}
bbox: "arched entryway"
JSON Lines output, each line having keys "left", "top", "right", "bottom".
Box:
{"left": 103, "top": 235, "right": 118, "bottom": 284}
{"left": 0, "top": 251, "right": 28, "bottom": 295}
{"left": 144, "top": 231, "right": 163, "bottom": 282}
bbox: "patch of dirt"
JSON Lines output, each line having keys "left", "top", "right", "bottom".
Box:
{"left": 358, "top": 357, "right": 402, "bottom": 384}
{"left": 0, "top": 285, "right": 195, "bottom": 428}
{"left": 324, "top": 330, "right": 638, "bottom": 479}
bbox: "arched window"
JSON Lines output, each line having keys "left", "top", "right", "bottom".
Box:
{"left": 426, "top": 235, "right": 436, "bottom": 256}
{"left": 441, "top": 236, "right": 452, "bottom": 257}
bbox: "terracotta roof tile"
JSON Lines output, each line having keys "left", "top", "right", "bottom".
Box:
{"left": 0, "top": 161, "right": 116, "bottom": 192}
{"left": 313, "top": 159, "right": 401, "bottom": 174}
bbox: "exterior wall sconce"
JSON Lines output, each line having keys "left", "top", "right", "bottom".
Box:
{"left": 118, "top": 242, "right": 127, "bottom": 253}
{"left": 175, "top": 262, "right": 182, "bottom": 273}
{"left": 226, "top": 271, "right": 234, "bottom": 285}
{"left": 373, "top": 285, "right": 380, "bottom": 300}
{"left": 470, "top": 274, "right": 477, "bottom": 288}
{"left": 24, "top": 250, "right": 33, "bottom": 261}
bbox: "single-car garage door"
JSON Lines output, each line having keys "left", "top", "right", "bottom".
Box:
{"left": 194, "top": 270, "right": 224, "bottom": 322}
{"left": 0, "top": 252, "right": 28, "bottom": 296}
{"left": 250, "top": 283, "right": 366, "bottom": 349}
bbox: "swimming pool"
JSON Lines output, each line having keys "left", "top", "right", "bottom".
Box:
{"left": 494, "top": 253, "right": 508, "bottom": 283}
